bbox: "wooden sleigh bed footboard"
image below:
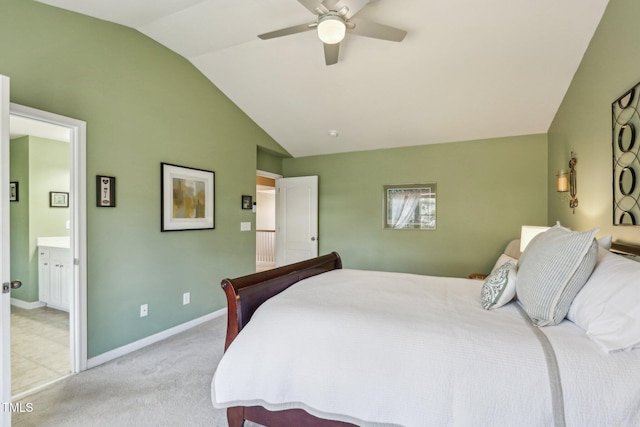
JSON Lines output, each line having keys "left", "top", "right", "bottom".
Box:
{"left": 221, "top": 251, "right": 343, "bottom": 350}
{"left": 220, "top": 252, "right": 351, "bottom": 427}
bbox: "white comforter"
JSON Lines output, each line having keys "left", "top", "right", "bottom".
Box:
{"left": 212, "top": 269, "right": 640, "bottom": 426}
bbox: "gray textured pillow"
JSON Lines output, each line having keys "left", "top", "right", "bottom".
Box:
{"left": 516, "top": 225, "right": 598, "bottom": 326}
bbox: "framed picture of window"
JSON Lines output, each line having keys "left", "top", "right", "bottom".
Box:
{"left": 384, "top": 183, "right": 437, "bottom": 230}
{"left": 161, "top": 163, "right": 215, "bottom": 231}
{"left": 50, "top": 191, "right": 69, "bottom": 208}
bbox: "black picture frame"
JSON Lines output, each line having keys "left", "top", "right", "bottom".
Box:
{"left": 97, "top": 175, "right": 116, "bottom": 207}
{"left": 612, "top": 81, "right": 640, "bottom": 225}
{"left": 241, "top": 195, "right": 252, "bottom": 210}
{"left": 50, "top": 191, "right": 69, "bottom": 208}
{"left": 161, "top": 163, "right": 215, "bottom": 231}
{"left": 10, "top": 182, "right": 18, "bottom": 202}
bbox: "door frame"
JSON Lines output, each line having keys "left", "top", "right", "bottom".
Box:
{"left": 256, "top": 170, "right": 282, "bottom": 270}
{"left": 9, "top": 103, "right": 88, "bottom": 376}
{"left": 1, "top": 74, "right": 11, "bottom": 427}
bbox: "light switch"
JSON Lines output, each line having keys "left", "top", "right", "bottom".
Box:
{"left": 241, "top": 222, "right": 251, "bottom": 231}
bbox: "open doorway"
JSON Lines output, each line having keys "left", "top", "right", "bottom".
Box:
{"left": 9, "top": 115, "right": 71, "bottom": 396}
{"left": 8, "top": 105, "right": 87, "bottom": 398}
{"left": 256, "top": 171, "right": 280, "bottom": 272}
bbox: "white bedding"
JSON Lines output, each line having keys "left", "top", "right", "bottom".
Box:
{"left": 212, "top": 269, "right": 640, "bottom": 426}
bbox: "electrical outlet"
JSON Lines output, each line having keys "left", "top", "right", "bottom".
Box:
{"left": 140, "top": 304, "right": 148, "bottom": 317}
{"left": 183, "top": 292, "right": 190, "bottom": 305}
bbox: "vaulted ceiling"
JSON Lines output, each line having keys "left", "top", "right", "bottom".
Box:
{"left": 36, "top": 0, "right": 609, "bottom": 157}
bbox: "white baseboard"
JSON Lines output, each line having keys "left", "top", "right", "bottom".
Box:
{"left": 87, "top": 308, "right": 227, "bottom": 369}
{"left": 11, "top": 298, "right": 46, "bottom": 309}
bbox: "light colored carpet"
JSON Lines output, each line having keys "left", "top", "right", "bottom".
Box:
{"left": 13, "top": 315, "right": 241, "bottom": 427}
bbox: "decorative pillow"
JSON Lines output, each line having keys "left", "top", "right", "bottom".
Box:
{"left": 490, "top": 254, "right": 517, "bottom": 273}
{"left": 568, "top": 247, "right": 640, "bottom": 352}
{"left": 516, "top": 224, "right": 598, "bottom": 326}
{"left": 481, "top": 260, "right": 517, "bottom": 310}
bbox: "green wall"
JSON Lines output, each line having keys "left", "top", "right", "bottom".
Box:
{"left": 9, "top": 137, "right": 30, "bottom": 300}
{"left": 1, "top": 0, "right": 288, "bottom": 357}
{"left": 284, "top": 134, "right": 548, "bottom": 277}
{"left": 30, "top": 136, "right": 70, "bottom": 243}
{"left": 10, "top": 136, "right": 70, "bottom": 302}
{"left": 257, "top": 146, "right": 287, "bottom": 176}
{"left": 548, "top": 0, "right": 640, "bottom": 244}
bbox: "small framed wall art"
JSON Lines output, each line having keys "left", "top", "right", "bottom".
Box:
{"left": 161, "top": 163, "right": 215, "bottom": 231}
{"left": 97, "top": 175, "right": 116, "bottom": 207}
{"left": 50, "top": 191, "right": 69, "bottom": 208}
{"left": 241, "top": 195, "right": 252, "bottom": 210}
{"left": 10, "top": 182, "right": 18, "bottom": 202}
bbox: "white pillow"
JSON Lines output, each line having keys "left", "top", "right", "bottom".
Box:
{"left": 481, "top": 260, "right": 517, "bottom": 310}
{"left": 568, "top": 247, "right": 640, "bottom": 352}
{"left": 516, "top": 224, "right": 598, "bottom": 326}
{"left": 490, "top": 254, "right": 517, "bottom": 273}
{"left": 597, "top": 235, "right": 612, "bottom": 250}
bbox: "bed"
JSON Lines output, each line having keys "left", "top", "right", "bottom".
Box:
{"left": 212, "top": 225, "right": 640, "bottom": 427}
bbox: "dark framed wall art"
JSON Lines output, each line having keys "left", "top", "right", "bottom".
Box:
{"left": 50, "top": 191, "right": 69, "bottom": 208}
{"left": 10, "top": 182, "right": 18, "bottom": 202}
{"left": 241, "top": 195, "right": 252, "bottom": 210}
{"left": 161, "top": 163, "right": 215, "bottom": 231}
{"left": 97, "top": 175, "right": 116, "bottom": 207}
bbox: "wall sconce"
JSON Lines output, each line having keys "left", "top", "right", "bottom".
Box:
{"left": 557, "top": 152, "right": 578, "bottom": 214}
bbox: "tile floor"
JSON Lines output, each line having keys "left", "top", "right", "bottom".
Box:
{"left": 11, "top": 306, "right": 70, "bottom": 396}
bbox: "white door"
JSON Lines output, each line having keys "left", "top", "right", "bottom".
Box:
{"left": 1, "top": 74, "right": 12, "bottom": 427}
{"left": 275, "top": 176, "right": 318, "bottom": 267}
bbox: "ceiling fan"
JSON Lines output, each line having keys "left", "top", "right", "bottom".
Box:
{"left": 258, "top": 0, "right": 407, "bottom": 66}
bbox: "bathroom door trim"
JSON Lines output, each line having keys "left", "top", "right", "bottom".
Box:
{"left": 10, "top": 103, "right": 88, "bottom": 374}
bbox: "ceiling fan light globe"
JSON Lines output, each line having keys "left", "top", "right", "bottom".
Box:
{"left": 317, "top": 16, "right": 346, "bottom": 44}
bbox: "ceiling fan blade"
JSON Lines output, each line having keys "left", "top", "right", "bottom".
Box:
{"left": 323, "top": 42, "right": 340, "bottom": 66}
{"left": 258, "top": 23, "right": 316, "bottom": 40}
{"left": 349, "top": 18, "right": 407, "bottom": 42}
{"left": 330, "top": 0, "right": 371, "bottom": 18}
{"left": 297, "top": 0, "right": 330, "bottom": 15}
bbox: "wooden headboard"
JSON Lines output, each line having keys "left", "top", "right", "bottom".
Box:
{"left": 220, "top": 252, "right": 342, "bottom": 350}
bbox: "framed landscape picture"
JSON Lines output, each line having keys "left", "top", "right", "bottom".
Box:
{"left": 161, "top": 163, "right": 215, "bottom": 231}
